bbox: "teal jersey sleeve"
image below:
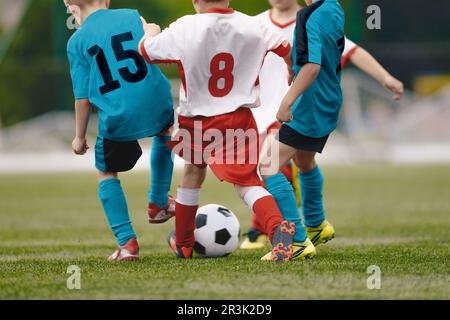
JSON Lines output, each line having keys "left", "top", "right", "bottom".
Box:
{"left": 67, "top": 35, "right": 90, "bottom": 99}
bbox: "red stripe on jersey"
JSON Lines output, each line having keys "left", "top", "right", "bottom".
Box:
{"left": 269, "top": 10, "right": 297, "bottom": 29}
{"left": 271, "top": 42, "right": 292, "bottom": 58}
{"left": 139, "top": 39, "right": 152, "bottom": 64}
{"left": 206, "top": 8, "right": 236, "bottom": 15}
{"left": 341, "top": 46, "right": 359, "bottom": 68}
{"left": 139, "top": 39, "right": 188, "bottom": 96}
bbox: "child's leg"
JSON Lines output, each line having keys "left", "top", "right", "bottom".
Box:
{"left": 261, "top": 139, "right": 308, "bottom": 243}
{"left": 149, "top": 132, "right": 174, "bottom": 208}
{"left": 237, "top": 184, "right": 296, "bottom": 261}
{"left": 263, "top": 174, "right": 307, "bottom": 243}
{"left": 248, "top": 163, "right": 296, "bottom": 236}
{"left": 294, "top": 151, "right": 325, "bottom": 228}
{"left": 235, "top": 185, "right": 283, "bottom": 240}
{"left": 250, "top": 131, "right": 295, "bottom": 235}
{"left": 175, "top": 163, "right": 207, "bottom": 249}
{"left": 236, "top": 185, "right": 284, "bottom": 241}
{"left": 251, "top": 213, "right": 266, "bottom": 234}
{"left": 97, "top": 171, "right": 137, "bottom": 246}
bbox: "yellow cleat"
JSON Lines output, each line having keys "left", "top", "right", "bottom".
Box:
{"left": 292, "top": 238, "right": 317, "bottom": 260}
{"left": 306, "top": 220, "right": 335, "bottom": 247}
{"left": 261, "top": 238, "right": 316, "bottom": 261}
{"left": 260, "top": 251, "right": 274, "bottom": 261}
{"left": 240, "top": 228, "right": 269, "bottom": 250}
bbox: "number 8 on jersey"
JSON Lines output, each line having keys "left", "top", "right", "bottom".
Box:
{"left": 209, "top": 53, "right": 235, "bottom": 98}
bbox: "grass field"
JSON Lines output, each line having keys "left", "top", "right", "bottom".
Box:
{"left": 0, "top": 165, "right": 449, "bottom": 300}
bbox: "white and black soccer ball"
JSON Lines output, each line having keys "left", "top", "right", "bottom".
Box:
{"left": 194, "top": 204, "right": 240, "bottom": 258}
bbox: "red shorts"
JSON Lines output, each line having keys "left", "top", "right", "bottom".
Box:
{"left": 168, "top": 108, "right": 262, "bottom": 186}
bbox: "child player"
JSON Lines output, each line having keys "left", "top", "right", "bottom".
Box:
{"left": 259, "top": 0, "right": 345, "bottom": 260}
{"left": 65, "top": 0, "right": 175, "bottom": 261}
{"left": 242, "top": 0, "right": 404, "bottom": 251}
{"left": 139, "top": 0, "right": 299, "bottom": 261}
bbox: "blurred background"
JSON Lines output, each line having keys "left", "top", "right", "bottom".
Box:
{"left": 0, "top": 0, "right": 449, "bottom": 172}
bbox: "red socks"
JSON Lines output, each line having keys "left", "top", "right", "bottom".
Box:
{"left": 252, "top": 196, "right": 283, "bottom": 241}
{"left": 175, "top": 202, "right": 198, "bottom": 248}
{"left": 175, "top": 187, "right": 201, "bottom": 249}
{"left": 251, "top": 212, "right": 266, "bottom": 235}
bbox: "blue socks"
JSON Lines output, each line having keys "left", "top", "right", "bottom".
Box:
{"left": 264, "top": 174, "right": 307, "bottom": 242}
{"left": 98, "top": 178, "right": 137, "bottom": 246}
{"left": 300, "top": 166, "right": 325, "bottom": 228}
{"left": 97, "top": 136, "right": 173, "bottom": 246}
{"left": 149, "top": 135, "right": 174, "bottom": 208}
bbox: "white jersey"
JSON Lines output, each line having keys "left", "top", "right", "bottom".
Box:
{"left": 253, "top": 10, "right": 360, "bottom": 133}
{"left": 252, "top": 10, "right": 296, "bottom": 134}
{"left": 140, "top": 8, "right": 290, "bottom": 118}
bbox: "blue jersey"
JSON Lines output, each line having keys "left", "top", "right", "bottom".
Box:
{"left": 289, "top": 0, "right": 345, "bottom": 138}
{"left": 67, "top": 9, "right": 173, "bottom": 141}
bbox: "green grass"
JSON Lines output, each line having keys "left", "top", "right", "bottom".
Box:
{"left": 0, "top": 165, "right": 449, "bottom": 299}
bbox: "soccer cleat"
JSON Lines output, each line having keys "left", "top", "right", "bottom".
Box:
{"left": 292, "top": 238, "right": 316, "bottom": 260}
{"left": 306, "top": 220, "right": 335, "bottom": 247}
{"left": 108, "top": 238, "right": 139, "bottom": 262}
{"left": 148, "top": 195, "right": 176, "bottom": 224}
{"left": 261, "top": 221, "right": 295, "bottom": 262}
{"left": 167, "top": 230, "right": 193, "bottom": 259}
{"left": 240, "top": 228, "right": 269, "bottom": 250}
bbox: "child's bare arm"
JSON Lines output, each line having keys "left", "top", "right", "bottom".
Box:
{"left": 141, "top": 17, "right": 161, "bottom": 37}
{"left": 277, "top": 63, "right": 321, "bottom": 122}
{"left": 138, "top": 17, "right": 162, "bottom": 55}
{"left": 72, "top": 99, "right": 91, "bottom": 155}
{"left": 349, "top": 47, "right": 404, "bottom": 100}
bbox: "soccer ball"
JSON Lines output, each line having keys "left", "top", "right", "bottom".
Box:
{"left": 194, "top": 204, "right": 240, "bottom": 258}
